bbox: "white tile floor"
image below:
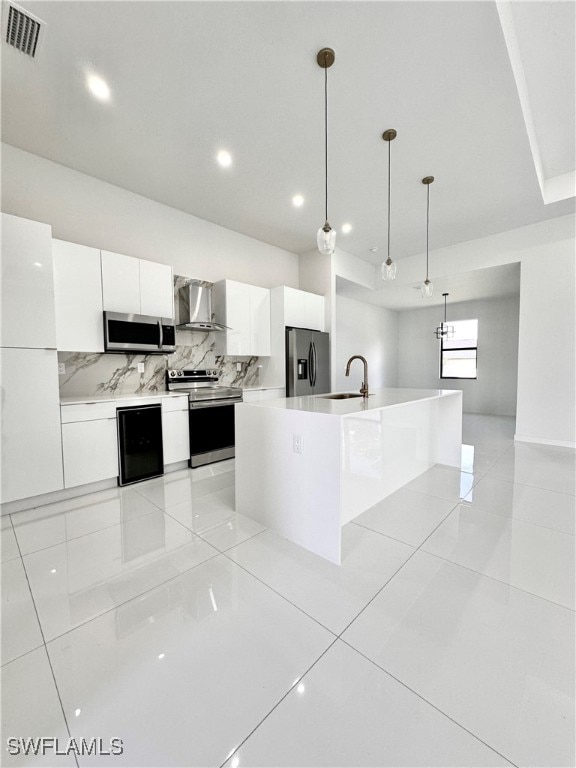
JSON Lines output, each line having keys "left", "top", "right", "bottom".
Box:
{"left": 1, "top": 416, "right": 574, "bottom": 767}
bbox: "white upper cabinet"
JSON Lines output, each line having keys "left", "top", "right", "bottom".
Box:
{"left": 214, "top": 280, "right": 271, "bottom": 357}
{"left": 1, "top": 213, "right": 57, "bottom": 349}
{"left": 1, "top": 348, "right": 64, "bottom": 503}
{"left": 101, "top": 251, "right": 173, "bottom": 318}
{"left": 53, "top": 239, "right": 104, "bottom": 352}
{"left": 101, "top": 251, "right": 141, "bottom": 314}
{"left": 140, "top": 260, "right": 174, "bottom": 318}
{"left": 249, "top": 285, "right": 271, "bottom": 355}
{"left": 282, "top": 287, "right": 325, "bottom": 331}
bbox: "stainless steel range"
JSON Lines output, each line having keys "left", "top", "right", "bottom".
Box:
{"left": 166, "top": 369, "right": 243, "bottom": 467}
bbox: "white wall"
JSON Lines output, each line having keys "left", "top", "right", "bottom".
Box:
{"left": 376, "top": 215, "right": 575, "bottom": 446}
{"left": 1, "top": 144, "right": 299, "bottom": 289}
{"left": 516, "top": 252, "right": 576, "bottom": 446}
{"left": 335, "top": 295, "right": 398, "bottom": 392}
{"left": 398, "top": 295, "right": 520, "bottom": 416}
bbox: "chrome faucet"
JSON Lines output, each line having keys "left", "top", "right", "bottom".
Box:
{"left": 345, "top": 355, "right": 369, "bottom": 398}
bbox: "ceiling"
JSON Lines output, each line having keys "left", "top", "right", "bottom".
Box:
{"left": 2, "top": 1, "right": 574, "bottom": 264}
{"left": 337, "top": 263, "right": 521, "bottom": 311}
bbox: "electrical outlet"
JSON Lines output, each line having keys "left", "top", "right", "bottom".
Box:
{"left": 293, "top": 434, "right": 303, "bottom": 455}
{"left": 58, "top": 363, "right": 66, "bottom": 375}
{"left": 236, "top": 362, "right": 242, "bottom": 372}
{"left": 137, "top": 363, "right": 145, "bottom": 373}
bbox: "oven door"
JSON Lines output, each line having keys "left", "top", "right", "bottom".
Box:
{"left": 189, "top": 399, "right": 241, "bottom": 467}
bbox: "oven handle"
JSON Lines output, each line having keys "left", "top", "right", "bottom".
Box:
{"left": 158, "top": 320, "right": 163, "bottom": 349}
{"left": 189, "top": 398, "right": 244, "bottom": 409}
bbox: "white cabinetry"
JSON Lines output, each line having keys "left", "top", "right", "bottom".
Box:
{"left": 61, "top": 406, "right": 118, "bottom": 488}
{"left": 101, "top": 251, "right": 174, "bottom": 318}
{"left": 242, "top": 388, "right": 285, "bottom": 403}
{"left": 140, "top": 261, "right": 174, "bottom": 318}
{"left": 0, "top": 348, "right": 64, "bottom": 503}
{"left": 1, "top": 213, "right": 56, "bottom": 348}
{"left": 214, "top": 280, "right": 271, "bottom": 356}
{"left": 53, "top": 239, "right": 104, "bottom": 352}
{"left": 283, "top": 287, "right": 325, "bottom": 331}
{"left": 161, "top": 397, "right": 189, "bottom": 465}
{"left": 101, "top": 251, "right": 141, "bottom": 314}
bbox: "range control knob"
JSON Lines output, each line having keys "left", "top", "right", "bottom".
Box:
{"left": 178, "top": 371, "right": 184, "bottom": 377}
{"left": 169, "top": 371, "right": 176, "bottom": 377}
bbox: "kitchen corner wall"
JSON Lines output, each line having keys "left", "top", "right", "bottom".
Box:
{"left": 58, "top": 276, "right": 262, "bottom": 397}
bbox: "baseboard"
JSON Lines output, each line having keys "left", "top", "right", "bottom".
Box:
{"left": 0, "top": 461, "right": 191, "bottom": 517}
{"left": 514, "top": 434, "right": 576, "bottom": 449}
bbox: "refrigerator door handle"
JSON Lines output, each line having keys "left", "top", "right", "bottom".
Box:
{"left": 308, "top": 342, "right": 314, "bottom": 387}
{"left": 311, "top": 340, "right": 317, "bottom": 387}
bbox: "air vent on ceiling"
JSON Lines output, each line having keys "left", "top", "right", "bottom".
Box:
{"left": 2, "top": 2, "right": 45, "bottom": 58}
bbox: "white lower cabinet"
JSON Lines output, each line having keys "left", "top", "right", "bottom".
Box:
{"left": 242, "top": 388, "right": 285, "bottom": 403}
{"left": 162, "top": 397, "right": 189, "bottom": 465}
{"left": 0, "top": 348, "right": 64, "bottom": 504}
{"left": 62, "top": 418, "right": 118, "bottom": 488}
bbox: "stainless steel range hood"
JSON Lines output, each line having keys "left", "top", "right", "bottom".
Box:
{"left": 177, "top": 280, "right": 230, "bottom": 331}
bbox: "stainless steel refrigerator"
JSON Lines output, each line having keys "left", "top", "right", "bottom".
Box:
{"left": 286, "top": 327, "right": 330, "bottom": 397}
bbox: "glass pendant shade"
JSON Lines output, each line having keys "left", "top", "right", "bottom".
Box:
{"left": 317, "top": 223, "right": 336, "bottom": 256}
{"left": 381, "top": 257, "right": 397, "bottom": 281}
{"left": 421, "top": 278, "right": 433, "bottom": 298}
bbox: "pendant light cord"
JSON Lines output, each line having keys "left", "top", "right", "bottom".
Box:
{"left": 426, "top": 183, "right": 430, "bottom": 281}
{"left": 324, "top": 60, "right": 328, "bottom": 223}
{"left": 387, "top": 138, "right": 391, "bottom": 261}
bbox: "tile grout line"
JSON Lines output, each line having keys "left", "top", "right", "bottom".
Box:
{"left": 221, "top": 544, "right": 340, "bottom": 638}
{"left": 338, "top": 637, "right": 519, "bottom": 768}
{"left": 217, "top": 636, "right": 340, "bottom": 768}
{"left": 418, "top": 548, "right": 576, "bottom": 613}
{"left": 36, "top": 549, "right": 224, "bottom": 646}
{"left": 335, "top": 496, "right": 461, "bottom": 638}
{"left": 8, "top": 514, "right": 80, "bottom": 768}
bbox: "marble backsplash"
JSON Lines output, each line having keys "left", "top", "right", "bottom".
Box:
{"left": 58, "top": 275, "right": 263, "bottom": 397}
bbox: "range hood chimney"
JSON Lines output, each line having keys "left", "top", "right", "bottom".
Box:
{"left": 177, "top": 280, "right": 230, "bottom": 331}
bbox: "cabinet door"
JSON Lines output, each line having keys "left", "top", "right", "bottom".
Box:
{"left": 249, "top": 285, "right": 271, "bottom": 356}
{"left": 225, "top": 281, "right": 251, "bottom": 355}
{"left": 101, "top": 251, "right": 141, "bottom": 313}
{"left": 283, "top": 287, "right": 307, "bottom": 329}
{"left": 304, "top": 292, "right": 325, "bottom": 332}
{"left": 1, "top": 213, "right": 56, "bottom": 348}
{"left": 0, "top": 349, "right": 64, "bottom": 503}
{"left": 162, "top": 410, "right": 190, "bottom": 465}
{"left": 140, "top": 261, "right": 174, "bottom": 319}
{"left": 62, "top": 419, "right": 118, "bottom": 488}
{"left": 53, "top": 240, "right": 104, "bottom": 352}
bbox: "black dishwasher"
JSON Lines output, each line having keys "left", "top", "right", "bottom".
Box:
{"left": 117, "top": 404, "right": 164, "bottom": 486}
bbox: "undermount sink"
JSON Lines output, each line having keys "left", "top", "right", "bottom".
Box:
{"left": 321, "top": 393, "right": 363, "bottom": 400}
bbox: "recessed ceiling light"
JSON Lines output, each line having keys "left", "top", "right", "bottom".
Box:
{"left": 217, "top": 150, "right": 232, "bottom": 168}
{"left": 341, "top": 223, "right": 352, "bottom": 234}
{"left": 369, "top": 247, "right": 379, "bottom": 253}
{"left": 86, "top": 74, "right": 111, "bottom": 102}
{"left": 33, "top": 262, "right": 43, "bottom": 268}
{"left": 292, "top": 195, "right": 304, "bottom": 208}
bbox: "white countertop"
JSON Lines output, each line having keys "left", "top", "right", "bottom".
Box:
{"left": 60, "top": 392, "right": 187, "bottom": 405}
{"left": 239, "top": 388, "right": 461, "bottom": 416}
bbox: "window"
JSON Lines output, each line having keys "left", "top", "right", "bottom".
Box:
{"left": 440, "top": 319, "right": 478, "bottom": 379}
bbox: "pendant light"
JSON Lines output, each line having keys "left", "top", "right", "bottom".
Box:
{"left": 435, "top": 293, "right": 455, "bottom": 339}
{"left": 316, "top": 48, "right": 336, "bottom": 256}
{"left": 381, "top": 129, "right": 397, "bottom": 280}
{"left": 421, "top": 176, "right": 434, "bottom": 298}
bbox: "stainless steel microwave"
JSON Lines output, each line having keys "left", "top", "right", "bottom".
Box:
{"left": 103, "top": 312, "right": 176, "bottom": 354}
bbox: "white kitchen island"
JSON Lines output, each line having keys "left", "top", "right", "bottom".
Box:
{"left": 235, "top": 388, "right": 462, "bottom": 564}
